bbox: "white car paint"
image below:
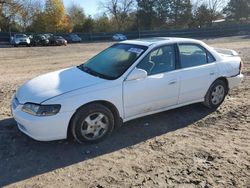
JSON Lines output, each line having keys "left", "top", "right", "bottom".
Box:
{"left": 12, "top": 34, "right": 31, "bottom": 46}
{"left": 11, "top": 37, "right": 244, "bottom": 141}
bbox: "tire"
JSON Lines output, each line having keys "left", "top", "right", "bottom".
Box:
{"left": 204, "top": 79, "right": 228, "bottom": 109}
{"left": 70, "top": 103, "right": 115, "bottom": 144}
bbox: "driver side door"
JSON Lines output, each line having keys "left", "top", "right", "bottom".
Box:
{"left": 123, "top": 44, "right": 180, "bottom": 119}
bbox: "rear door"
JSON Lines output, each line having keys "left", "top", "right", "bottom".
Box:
{"left": 177, "top": 43, "right": 218, "bottom": 104}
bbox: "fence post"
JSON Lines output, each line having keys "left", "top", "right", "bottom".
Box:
{"left": 89, "top": 32, "right": 92, "bottom": 41}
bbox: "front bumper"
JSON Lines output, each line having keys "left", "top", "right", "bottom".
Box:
{"left": 227, "top": 73, "right": 244, "bottom": 90}
{"left": 11, "top": 99, "right": 73, "bottom": 141}
{"left": 15, "top": 40, "right": 30, "bottom": 45}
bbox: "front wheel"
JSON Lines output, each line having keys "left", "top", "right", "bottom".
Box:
{"left": 70, "top": 104, "right": 115, "bottom": 143}
{"left": 204, "top": 79, "right": 228, "bottom": 109}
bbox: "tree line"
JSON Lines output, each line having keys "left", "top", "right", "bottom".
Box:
{"left": 0, "top": 0, "right": 249, "bottom": 33}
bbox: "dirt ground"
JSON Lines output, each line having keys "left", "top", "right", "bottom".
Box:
{"left": 0, "top": 36, "right": 249, "bottom": 188}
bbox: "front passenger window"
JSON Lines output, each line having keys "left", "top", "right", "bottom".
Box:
{"left": 137, "top": 45, "right": 176, "bottom": 75}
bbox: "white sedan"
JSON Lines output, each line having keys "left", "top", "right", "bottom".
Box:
{"left": 11, "top": 37, "right": 243, "bottom": 143}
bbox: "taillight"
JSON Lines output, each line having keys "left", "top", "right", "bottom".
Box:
{"left": 240, "top": 61, "right": 243, "bottom": 73}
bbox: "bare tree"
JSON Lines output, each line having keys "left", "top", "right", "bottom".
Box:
{"left": 208, "top": 0, "right": 228, "bottom": 14}
{"left": 17, "top": 0, "right": 42, "bottom": 31}
{"left": 0, "top": 0, "right": 22, "bottom": 31}
{"left": 207, "top": 0, "right": 228, "bottom": 22}
{"left": 101, "top": 0, "right": 136, "bottom": 30}
{"left": 0, "top": 0, "right": 22, "bottom": 11}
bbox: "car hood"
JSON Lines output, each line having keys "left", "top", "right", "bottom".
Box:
{"left": 16, "top": 67, "right": 106, "bottom": 104}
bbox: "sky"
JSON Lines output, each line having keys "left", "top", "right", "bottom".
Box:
{"left": 62, "top": 0, "right": 229, "bottom": 17}
{"left": 63, "top": 0, "right": 101, "bottom": 17}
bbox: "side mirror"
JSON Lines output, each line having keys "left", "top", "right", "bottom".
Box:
{"left": 126, "top": 68, "right": 147, "bottom": 81}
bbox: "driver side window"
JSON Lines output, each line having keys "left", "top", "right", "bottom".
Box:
{"left": 137, "top": 45, "right": 176, "bottom": 76}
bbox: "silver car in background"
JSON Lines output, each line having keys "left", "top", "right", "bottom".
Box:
{"left": 11, "top": 34, "right": 31, "bottom": 47}
{"left": 112, "top": 33, "right": 127, "bottom": 41}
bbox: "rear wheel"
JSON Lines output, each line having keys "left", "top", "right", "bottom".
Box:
{"left": 204, "top": 79, "right": 228, "bottom": 109}
{"left": 71, "top": 103, "right": 115, "bottom": 143}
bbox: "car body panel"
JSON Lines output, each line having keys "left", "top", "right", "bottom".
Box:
{"left": 123, "top": 70, "right": 180, "bottom": 119}
{"left": 12, "top": 103, "right": 73, "bottom": 141}
{"left": 16, "top": 67, "right": 107, "bottom": 104}
{"left": 177, "top": 63, "right": 218, "bottom": 104}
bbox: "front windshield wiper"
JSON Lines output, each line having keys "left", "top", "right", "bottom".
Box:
{"left": 77, "top": 65, "right": 114, "bottom": 80}
{"left": 77, "top": 65, "right": 99, "bottom": 77}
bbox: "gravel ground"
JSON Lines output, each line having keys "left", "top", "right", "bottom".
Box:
{"left": 0, "top": 36, "right": 249, "bottom": 188}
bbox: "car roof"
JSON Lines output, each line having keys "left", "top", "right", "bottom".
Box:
{"left": 120, "top": 37, "right": 202, "bottom": 47}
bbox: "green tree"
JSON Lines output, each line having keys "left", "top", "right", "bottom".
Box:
{"left": 137, "top": 0, "right": 156, "bottom": 30}
{"left": 223, "top": 0, "right": 250, "bottom": 21}
{"left": 94, "top": 15, "right": 112, "bottom": 32}
{"left": 168, "top": 0, "right": 192, "bottom": 28}
{"left": 193, "top": 4, "right": 212, "bottom": 27}
{"left": 67, "top": 3, "right": 85, "bottom": 32}
{"left": 82, "top": 16, "right": 94, "bottom": 32}
{"left": 28, "top": 12, "right": 46, "bottom": 32}
{"left": 101, "top": 0, "right": 135, "bottom": 31}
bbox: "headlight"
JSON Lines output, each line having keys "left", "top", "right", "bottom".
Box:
{"left": 22, "top": 103, "right": 61, "bottom": 116}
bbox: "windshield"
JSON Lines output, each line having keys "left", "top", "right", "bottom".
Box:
{"left": 78, "top": 44, "right": 148, "bottom": 80}
{"left": 16, "top": 34, "right": 27, "bottom": 38}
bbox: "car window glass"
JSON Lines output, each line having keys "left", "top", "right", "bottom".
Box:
{"left": 207, "top": 51, "right": 216, "bottom": 63}
{"left": 16, "top": 34, "right": 26, "bottom": 38}
{"left": 179, "top": 44, "right": 209, "bottom": 68}
{"left": 82, "top": 44, "right": 148, "bottom": 79}
{"left": 137, "top": 45, "right": 176, "bottom": 75}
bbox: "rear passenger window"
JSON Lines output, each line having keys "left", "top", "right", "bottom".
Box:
{"left": 179, "top": 44, "right": 215, "bottom": 68}
{"left": 207, "top": 51, "right": 216, "bottom": 63}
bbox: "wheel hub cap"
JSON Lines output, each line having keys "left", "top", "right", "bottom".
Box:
{"left": 211, "top": 85, "right": 225, "bottom": 105}
{"left": 81, "top": 112, "right": 109, "bottom": 140}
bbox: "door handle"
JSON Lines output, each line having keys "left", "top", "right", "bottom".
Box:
{"left": 169, "top": 80, "right": 177, "bottom": 85}
{"left": 210, "top": 72, "right": 215, "bottom": 75}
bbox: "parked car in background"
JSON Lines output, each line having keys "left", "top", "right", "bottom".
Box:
{"left": 30, "top": 34, "right": 50, "bottom": 46}
{"left": 43, "top": 33, "right": 53, "bottom": 44}
{"left": 43, "top": 33, "right": 53, "bottom": 40}
{"left": 11, "top": 37, "right": 243, "bottom": 143}
{"left": 65, "top": 33, "right": 82, "bottom": 43}
{"left": 12, "top": 34, "right": 31, "bottom": 47}
{"left": 112, "top": 33, "right": 127, "bottom": 41}
{"left": 49, "top": 36, "right": 67, "bottom": 46}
